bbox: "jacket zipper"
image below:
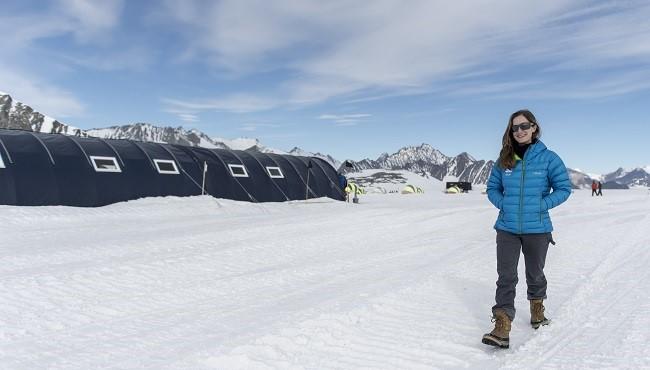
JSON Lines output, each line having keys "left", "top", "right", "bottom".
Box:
{"left": 519, "top": 158, "right": 526, "bottom": 234}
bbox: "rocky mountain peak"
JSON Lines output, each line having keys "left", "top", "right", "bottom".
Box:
{"left": 340, "top": 144, "right": 491, "bottom": 184}
{"left": 0, "top": 92, "right": 84, "bottom": 135}
{"left": 86, "top": 123, "right": 229, "bottom": 149}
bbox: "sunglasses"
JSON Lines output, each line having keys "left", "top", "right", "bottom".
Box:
{"left": 511, "top": 122, "right": 534, "bottom": 132}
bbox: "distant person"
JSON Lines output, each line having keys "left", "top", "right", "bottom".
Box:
{"left": 344, "top": 183, "right": 353, "bottom": 203}
{"left": 597, "top": 181, "right": 603, "bottom": 196}
{"left": 591, "top": 180, "right": 598, "bottom": 196}
{"left": 483, "top": 109, "right": 572, "bottom": 349}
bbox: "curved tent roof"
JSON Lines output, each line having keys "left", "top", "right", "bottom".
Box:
{"left": 446, "top": 185, "right": 462, "bottom": 194}
{"left": 403, "top": 184, "right": 424, "bottom": 194}
{"left": 0, "top": 129, "right": 345, "bottom": 206}
{"left": 402, "top": 184, "right": 415, "bottom": 194}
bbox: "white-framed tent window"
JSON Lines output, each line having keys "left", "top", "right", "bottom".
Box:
{"left": 153, "top": 159, "right": 180, "bottom": 175}
{"left": 228, "top": 164, "right": 249, "bottom": 177}
{"left": 0, "top": 153, "right": 5, "bottom": 168}
{"left": 90, "top": 156, "right": 121, "bottom": 173}
{"left": 266, "top": 166, "right": 284, "bottom": 178}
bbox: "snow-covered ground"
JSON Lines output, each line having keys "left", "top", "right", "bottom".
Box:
{"left": 1, "top": 189, "right": 649, "bottom": 369}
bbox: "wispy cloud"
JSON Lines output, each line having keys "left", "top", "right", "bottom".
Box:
{"left": 178, "top": 114, "right": 199, "bottom": 123}
{"left": 450, "top": 68, "right": 650, "bottom": 101}
{"left": 0, "top": 16, "right": 70, "bottom": 48}
{"left": 318, "top": 113, "right": 371, "bottom": 126}
{"left": 0, "top": 63, "right": 84, "bottom": 118}
{"left": 448, "top": 81, "right": 543, "bottom": 97}
{"left": 162, "top": 94, "right": 281, "bottom": 114}
{"left": 239, "top": 123, "right": 282, "bottom": 132}
{"left": 57, "top": 47, "right": 153, "bottom": 72}
{"left": 0, "top": 0, "right": 126, "bottom": 118}
{"left": 57, "top": 0, "right": 125, "bottom": 43}
{"left": 158, "top": 1, "right": 650, "bottom": 105}
{"left": 159, "top": 0, "right": 330, "bottom": 73}
{"left": 162, "top": 95, "right": 291, "bottom": 126}
{"left": 0, "top": 1, "right": 125, "bottom": 46}
{"left": 5, "top": 0, "right": 650, "bottom": 124}
{"left": 524, "top": 70, "right": 650, "bottom": 100}
{"left": 163, "top": 107, "right": 200, "bottom": 123}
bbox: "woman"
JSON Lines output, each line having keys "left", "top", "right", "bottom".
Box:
{"left": 482, "top": 109, "right": 572, "bottom": 349}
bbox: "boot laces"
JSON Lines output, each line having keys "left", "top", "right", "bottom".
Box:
{"left": 491, "top": 315, "right": 505, "bottom": 329}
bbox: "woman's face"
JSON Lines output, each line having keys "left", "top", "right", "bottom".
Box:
{"left": 511, "top": 114, "right": 537, "bottom": 145}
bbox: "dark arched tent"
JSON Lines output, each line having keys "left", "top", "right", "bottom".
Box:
{"left": 0, "top": 129, "right": 345, "bottom": 206}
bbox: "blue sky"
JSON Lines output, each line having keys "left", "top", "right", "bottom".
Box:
{"left": 1, "top": 0, "right": 649, "bottom": 174}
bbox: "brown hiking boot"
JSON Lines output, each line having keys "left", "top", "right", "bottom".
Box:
{"left": 530, "top": 299, "right": 550, "bottom": 329}
{"left": 482, "top": 309, "right": 511, "bottom": 348}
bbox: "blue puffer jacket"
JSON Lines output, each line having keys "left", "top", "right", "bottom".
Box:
{"left": 487, "top": 140, "right": 572, "bottom": 234}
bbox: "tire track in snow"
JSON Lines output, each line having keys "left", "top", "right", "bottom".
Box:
{"left": 189, "top": 235, "right": 495, "bottom": 369}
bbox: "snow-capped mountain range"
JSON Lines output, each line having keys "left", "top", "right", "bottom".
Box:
{"left": 86, "top": 124, "right": 282, "bottom": 153}
{"left": 341, "top": 144, "right": 493, "bottom": 185}
{"left": 286, "top": 147, "right": 342, "bottom": 171}
{"left": 1, "top": 91, "right": 647, "bottom": 187}
{"left": 87, "top": 124, "right": 229, "bottom": 150}
{"left": 346, "top": 145, "right": 650, "bottom": 188}
{"left": 601, "top": 167, "right": 650, "bottom": 188}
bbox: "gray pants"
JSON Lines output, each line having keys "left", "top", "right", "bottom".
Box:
{"left": 492, "top": 230, "right": 552, "bottom": 320}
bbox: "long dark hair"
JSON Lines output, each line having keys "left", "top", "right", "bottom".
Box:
{"left": 498, "top": 109, "right": 542, "bottom": 169}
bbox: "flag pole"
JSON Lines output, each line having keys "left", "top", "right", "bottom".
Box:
{"left": 201, "top": 161, "right": 207, "bottom": 195}
{"left": 305, "top": 160, "right": 312, "bottom": 200}
{"left": 305, "top": 170, "right": 310, "bottom": 200}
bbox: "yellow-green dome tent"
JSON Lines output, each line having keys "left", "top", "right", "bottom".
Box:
{"left": 446, "top": 185, "right": 462, "bottom": 194}
{"left": 345, "top": 183, "right": 365, "bottom": 195}
{"left": 401, "top": 184, "right": 417, "bottom": 194}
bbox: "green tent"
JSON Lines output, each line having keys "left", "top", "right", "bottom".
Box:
{"left": 401, "top": 184, "right": 417, "bottom": 194}
{"left": 345, "top": 183, "right": 365, "bottom": 195}
{"left": 446, "top": 185, "right": 462, "bottom": 194}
